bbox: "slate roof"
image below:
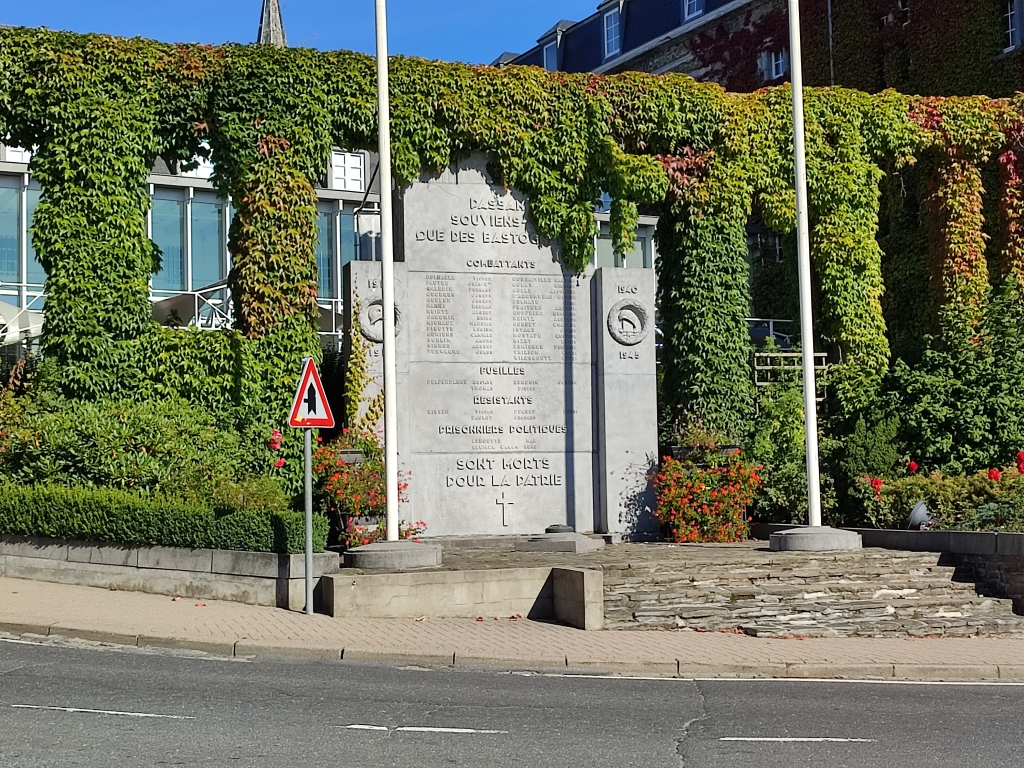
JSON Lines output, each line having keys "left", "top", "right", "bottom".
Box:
{"left": 508, "top": 0, "right": 755, "bottom": 73}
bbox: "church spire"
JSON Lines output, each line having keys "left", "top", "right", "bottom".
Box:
{"left": 257, "top": 0, "right": 287, "bottom": 47}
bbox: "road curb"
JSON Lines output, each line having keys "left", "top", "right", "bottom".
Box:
{"left": 4, "top": 625, "right": 1024, "bottom": 683}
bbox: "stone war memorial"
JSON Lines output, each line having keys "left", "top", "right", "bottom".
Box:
{"left": 345, "top": 155, "right": 658, "bottom": 538}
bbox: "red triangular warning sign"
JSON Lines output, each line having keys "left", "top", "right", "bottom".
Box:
{"left": 289, "top": 358, "right": 335, "bottom": 429}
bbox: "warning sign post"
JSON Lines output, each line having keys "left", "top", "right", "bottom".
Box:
{"left": 289, "top": 358, "right": 334, "bottom": 615}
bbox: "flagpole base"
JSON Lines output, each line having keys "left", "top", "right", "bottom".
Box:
{"left": 344, "top": 541, "right": 442, "bottom": 571}
{"left": 769, "top": 527, "right": 862, "bottom": 552}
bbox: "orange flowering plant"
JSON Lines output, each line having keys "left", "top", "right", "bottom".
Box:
{"left": 654, "top": 454, "right": 761, "bottom": 543}
{"left": 313, "top": 436, "right": 409, "bottom": 520}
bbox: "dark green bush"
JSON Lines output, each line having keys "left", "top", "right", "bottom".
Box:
{"left": 856, "top": 467, "right": 1024, "bottom": 531}
{"left": 747, "top": 378, "right": 837, "bottom": 525}
{"left": 0, "top": 484, "right": 327, "bottom": 553}
{"left": 0, "top": 395, "right": 244, "bottom": 497}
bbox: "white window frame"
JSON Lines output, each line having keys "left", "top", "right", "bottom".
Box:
{"left": 604, "top": 8, "right": 621, "bottom": 59}
{"left": 331, "top": 151, "right": 365, "bottom": 193}
{"left": 684, "top": 0, "right": 705, "bottom": 22}
{"left": 181, "top": 142, "right": 214, "bottom": 180}
{"left": 1006, "top": 0, "right": 1021, "bottom": 53}
{"left": 897, "top": 0, "right": 910, "bottom": 26}
{"left": 543, "top": 41, "right": 558, "bottom": 71}
{"left": 771, "top": 48, "right": 788, "bottom": 80}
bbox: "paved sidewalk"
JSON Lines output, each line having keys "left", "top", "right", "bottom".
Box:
{"left": 2, "top": 576, "right": 1024, "bottom": 681}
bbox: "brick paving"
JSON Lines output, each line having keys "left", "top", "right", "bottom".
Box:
{"left": 3, "top": 575, "right": 1024, "bottom": 680}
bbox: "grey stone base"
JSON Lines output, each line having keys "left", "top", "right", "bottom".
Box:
{"left": 323, "top": 566, "right": 603, "bottom": 630}
{"left": 343, "top": 541, "right": 443, "bottom": 570}
{"left": 0, "top": 535, "right": 340, "bottom": 611}
{"left": 770, "top": 527, "right": 863, "bottom": 552}
{"left": 515, "top": 533, "right": 606, "bottom": 554}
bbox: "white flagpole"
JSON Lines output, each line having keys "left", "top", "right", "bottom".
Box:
{"left": 375, "top": 0, "right": 399, "bottom": 541}
{"left": 787, "top": 0, "right": 823, "bottom": 527}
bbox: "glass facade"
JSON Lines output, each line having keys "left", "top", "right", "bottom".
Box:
{"left": 190, "top": 194, "right": 225, "bottom": 289}
{"left": 0, "top": 178, "right": 19, "bottom": 284}
{"left": 316, "top": 209, "right": 335, "bottom": 299}
{"left": 595, "top": 232, "right": 651, "bottom": 269}
{"left": 151, "top": 192, "right": 187, "bottom": 292}
{"left": 25, "top": 188, "right": 43, "bottom": 286}
{"left": 315, "top": 206, "right": 358, "bottom": 300}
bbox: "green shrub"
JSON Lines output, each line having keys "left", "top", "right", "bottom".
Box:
{"left": 0, "top": 396, "right": 243, "bottom": 497}
{"left": 747, "top": 379, "right": 837, "bottom": 525}
{"left": 858, "top": 467, "right": 1024, "bottom": 531}
{"left": 0, "top": 484, "right": 328, "bottom": 553}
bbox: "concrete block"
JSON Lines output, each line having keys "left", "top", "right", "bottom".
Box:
{"left": 210, "top": 551, "right": 337, "bottom": 578}
{"left": 893, "top": 663, "right": 1000, "bottom": 681}
{"left": 786, "top": 663, "right": 895, "bottom": 679}
{"left": 0, "top": 535, "right": 69, "bottom": 561}
{"left": 0, "top": 555, "right": 284, "bottom": 607}
{"left": 48, "top": 626, "right": 139, "bottom": 646}
{"left": 343, "top": 541, "right": 442, "bottom": 570}
{"left": 211, "top": 550, "right": 283, "bottom": 578}
{"left": 997, "top": 533, "right": 1024, "bottom": 557}
{"left": 676, "top": 662, "right": 789, "bottom": 678}
{"left": 137, "top": 636, "right": 237, "bottom": 656}
{"left": 344, "top": 649, "right": 456, "bottom": 666}
{"left": 323, "top": 567, "right": 557, "bottom": 621}
{"left": 67, "top": 543, "right": 138, "bottom": 567}
{"left": 137, "top": 546, "right": 214, "bottom": 573}
{"left": 0, "top": 621, "right": 55, "bottom": 637}
{"left": 233, "top": 641, "right": 342, "bottom": 660}
{"left": 552, "top": 567, "right": 604, "bottom": 630}
{"left": 516, "top": 533, "right": 605, "bottom": 554}
{"left": 906, "top": 530, "right": 951, "bottom": 552}
{"left": 998, "top": 665, "right": 1024, "bottom": 680}
{"left": 770, "top": 527, "right": 862, "bottom": 552}
{"left": 566, "top": 660, "right": 678, "bottom": 677}
{"left": 853, "top": 529, "right": 909, "bottom": 550}
{"left": 948, "top": 532, "right": 997, "bottom": 556}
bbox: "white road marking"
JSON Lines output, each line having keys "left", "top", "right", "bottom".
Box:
{"left": 341, "top": 724, "right": 507, "bottom": 734}
{"left": 12, "top": 705, "right": 194, "bottom": 720}
{"left": 721, "top": 737, "right": 875, "bottom": 743}
{"left": 539, "top": 673, "right": 1024, "bottom": 687}
{"left": 693, "top": 678, "right": 1024, "bottom": 687}
{"left": 396, "top": 726, "right": 508, "bottom": 734}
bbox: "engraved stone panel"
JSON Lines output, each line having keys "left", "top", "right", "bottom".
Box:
{"left": 397, "top": 155, "right": 595, "bottom": 536}
{"left": 344, "top": 155, "right": 658, "bottom": 539}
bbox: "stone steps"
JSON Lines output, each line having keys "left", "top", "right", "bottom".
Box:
{"left": 601, "top": 548, "right": 1024, "bottom": 638}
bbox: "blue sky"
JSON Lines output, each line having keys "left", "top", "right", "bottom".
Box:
{"left": 2, "top": 1, "right": 600, "bottom": 64}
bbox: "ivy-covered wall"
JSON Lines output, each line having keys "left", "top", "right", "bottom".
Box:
{"left": 3, "top": 26, "right": 1024, "bottom": 467}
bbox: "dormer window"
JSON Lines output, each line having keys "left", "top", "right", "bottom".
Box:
{"left": 1006, "top": 1, "right": 1020, "bottom": 52}
{"left": 604, "top": 8, "right": 621, "bottom": 59}
{"left": 771, "top": 48, "right": 788, "bottom": 79}
{"left": 684, "top": 0, "right": 705, "bottom": 21}
{"left": 544, "top": 41, "right": 558, "bottom": 70}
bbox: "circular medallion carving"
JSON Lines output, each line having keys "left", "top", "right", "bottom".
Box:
{"left": 358, "top": 298, "right": 403, "bottom": 343}
{"left": 607, "top": 299, "right": 650, "bottom": 347}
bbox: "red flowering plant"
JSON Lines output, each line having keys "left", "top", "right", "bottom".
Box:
{"left": 313, "top": 433, "right": 412, "bottom": 544}
{"left": 654, "top": 453, "right": 761, "bottom": 543}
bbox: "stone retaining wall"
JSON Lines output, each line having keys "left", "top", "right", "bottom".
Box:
{"left": 751, "top": 524, "right": 1024, "bottom": 612}
{"left": 0, "top": 535, "right": 340, "bottom": 611}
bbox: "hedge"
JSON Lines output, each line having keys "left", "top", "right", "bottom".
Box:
{"left": 0, "top": 484, "right": 328, "bottom": 554}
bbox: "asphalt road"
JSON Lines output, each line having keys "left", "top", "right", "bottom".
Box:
{"left": 1, "top": 637, "right": 1023, "bottom": 767}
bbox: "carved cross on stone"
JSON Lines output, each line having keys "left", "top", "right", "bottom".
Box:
{"left": 496, "top": 493, "right": 514, "bottom": 527}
